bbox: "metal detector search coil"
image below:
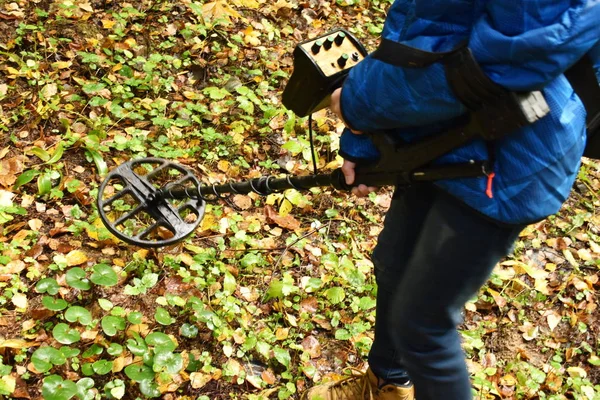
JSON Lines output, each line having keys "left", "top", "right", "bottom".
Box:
{"left": 97, "top": 158, "right": 206, "bottom": 248}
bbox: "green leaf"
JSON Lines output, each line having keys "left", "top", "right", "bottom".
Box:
{"left": 92, "top": 359, "right": 113, "bottom": 375}
{"left": 139, "top": 379, "right": 161, "bottom": 398}
{"left": 38, "top": 173, "right": 53, "bottom": 195}
{"left": 98, "top": 298, "right": 113, "bottom": 311}
{"left": 127, "top": 311, "right": 143, "bottom": 324}
{"left": 32, "top": 347, "right": 67, "bottom": 373}
{"left": 36, "top": 278, "right": 60, "bottom": 295}
{"left": 42, "top": 296, "right": 68, "bottom": 311}
{"left": 124, "top": 364, "right": 154, "bottom": 382}
{"left": 65, "top": 306, "right": 93, "bottom": 325}
{"left": 107, "top": 343, "right": 123, "bottom": 356}
{"left": 86, "top": 149, "right": 108, "bottom": 177}
{"left": 334, "top": 329, "right": 352, "bottom": 340}
{"left": 223, "top": 271, "right": 236, "bottom": 294}
{"left": 145, "top": 332, "right": 177, "bottom": 352}
{"left": 101, "top": 316, "right": 126, "bottom": 336}
{"left": 126, "top": 333, "right": 148, "bottom": 356}
{"left": 153, "top": 350, "right": 183, "bottom": 374}
{"left": 82, "top": 82, "right": 106, "bottom": 94}
{"left": 65, "top": 267, "right": 91, "bottom": 290}
{"left": 90, "top": 264, "right": 118, "bottom": 286}
{"left": 81, "top": 363, "right": 94, "bottom": 376}
{"left": 154, "top": 308, "right": 175, "bottom": 326}
{"left": 75, "top": 378, "right": 95, "bottom": 400}
{"left": 282, "top": 140, "right": 303, "bottom": 155}
{"left": 325, "top": 287, "right": 346, "bottom": 305}
{"left": 27, "top": 146, "right": 50, "bottom": 162}
{"left": 265, "top": 279, "right": 284, "bottom": 300}
{"left": 41, "top": 375, "right": 77, "bottom": 400}
{"left": 273, "top": 347, "right": 291, "bottom": 369}
{"left": 82, "top": 344, "right": 103, "bottom": 359}
{"left": 202, "top": 86, "right": 230, "bottom": 100}
{"left": 47, "top": 142, "right": 64, "bottom": 164}
{"left": 14, "top": 169, "right": 41, "bottom": 189}
{"left": 60, "top": 346, "right": 80, "bottom": 359}
{"left": 180, "top": 323, "right": 198, "bottom": 338}
{"left": 52, "top": 323, "right": 81, "bottom": 345}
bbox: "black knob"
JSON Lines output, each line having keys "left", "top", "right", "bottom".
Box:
{"left": 324, "top": 36, "right": 334, "bottom": 50}
{"left": 337, "top": 53, "right": 349, "bottom": 68}
{"left": 351, "top": 52, "right": 360, "bottom": 62}
{"left": 335, "top": 32, "right": 346, "bottom": 45}
{"left": 311, "top": 40, "right": 323, "bottom": 54}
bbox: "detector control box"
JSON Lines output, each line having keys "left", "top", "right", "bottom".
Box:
{"left": 282, "top": 28, "right": 368, "bottom": 117}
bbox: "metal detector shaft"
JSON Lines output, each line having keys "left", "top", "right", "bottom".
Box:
{"left": 152, "top": 169, "right": 350, "bottom": 200}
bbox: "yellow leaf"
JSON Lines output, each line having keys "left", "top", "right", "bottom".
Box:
{"left": 0, "top": 339, "right": 33, "bottom": 349}
{"left": 202, "top": 1, "right": 241, "bottom": 22}
{"left": 102, "top": 19, "right": 116, "bottom": 29}
{"left": 232, "top": 0, "right": 260, "bottom": 8}
{"left": 6, "top": 67, "right": 20, "bottom": 76}
{"left": 52, "top": 61, "right": 72, "bottom": 69}
{"left": 563, "top": 249, "right": 579, "bottom": 268}
{"left": 279, "top": 198, "right": 292, "bottom": 216}
{"left": 65, "top": 250, "right": 88, "bottom": 266}
{"left": 0, "top": 376, "right": 15, "bottom": 394}
{"left": 200, "top": 213, "right": 217, "bottom": 231}
{"left": 217, "top": 160, "right": 230, "bottom": 172}
{"left": 182, "top": 90, "right": 200, "bottom": 100}
{"left": 265, "top": 193, "right": 283, "bottom": 205}
{"left": 190, "top": 372, "right": 212, "bottom": 389}
{"left": 567, "top": 366, "right": 587, "bottom": 378}
{"left": 11, "top": 293, "right": 27, "bottom": 309}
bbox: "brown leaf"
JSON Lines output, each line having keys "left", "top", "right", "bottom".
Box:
{"left": 301, "top": 335, "right": 322, "bottom": 359}
{"left": 0, "top": 157, "right": 24, "bottom": 188}
{"left": 12, "top": 375, "right": 30, "bottom": 399}
{"left": 232, "top": 194, "right": 252, "bottom": 210}
{"left": 202, "top": 1, "right": 241, "bottom": 22}
{"left": 261, "top": 368, "right": 277, "bottom": 385}
{"left": 265, "top": 205, "right": 300, "bottom": 230}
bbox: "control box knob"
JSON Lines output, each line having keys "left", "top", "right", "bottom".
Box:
{"left": 335, "top": 32, "right": 346, "bottom": 45}
{"left": 337, "top": 53, "right": 349, "bottom": 67}
{"left": 324, "top": 36, "right": 335, "bottom": 50}
{"left": 311, "top": 40, "right": 323, "bottom": 54}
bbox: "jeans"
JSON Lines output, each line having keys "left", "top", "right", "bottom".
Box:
{"left": 367, "top": 184, "right": 525, "bottom": 400}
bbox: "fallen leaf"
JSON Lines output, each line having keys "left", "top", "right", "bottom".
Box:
{"left": 232, "top": 194, "right": 252, "bottom": 210}
{"left": 265, "top": 205, "right": 300, "bottom": 230}
{"left": 0, "top": 157, "right": 24, "bottom": 188}
{"left": 65, "top": 250, "right": 88, "bottom": 266}
{"left": 0, "top": 339, "right": 34, "bottom": 349}
{"left": 12, "top": 293, "right": 27, "bottom": 309}
{"left": 545, "top": 310, "right": 561, "bottom": 331}
{"left": 202, "top": 1, "right": 241, "bottom": 22}
{"left": 190, "top": 372, "right": 212, "bottom": 389}
{"left": 487, "top": 288, "right": 506, "bottom": 308}
{"left": 261, "top": 369, "right": 276, "bottom": 385}
{"left": 566, "top": 366, "right": 587, "bottom": 378}
{"left": 301, "top": 335, "right": 321, "bottom": 358}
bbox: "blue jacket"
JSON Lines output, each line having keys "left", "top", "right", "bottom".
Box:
{"left": 339, "top": 0, "right": 600, "bottom": 224}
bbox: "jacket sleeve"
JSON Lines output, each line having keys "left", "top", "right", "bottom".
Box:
{"left": 340, "top": 0, "right": 600, "bottom": 133}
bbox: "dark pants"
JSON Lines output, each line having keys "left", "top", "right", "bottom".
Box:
{"left": 367, "top": 184, "right": 524, "bottom": 400}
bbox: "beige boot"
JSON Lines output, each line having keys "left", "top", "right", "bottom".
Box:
{"left": 302, "top": 368, "right": 414, "bottom": 400}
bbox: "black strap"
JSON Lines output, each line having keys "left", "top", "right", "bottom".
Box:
{"left": 565, "top": 55, "right": 600, "bottom": 132}
{"left": 371, "top": 38, "right": 463, "bottom": 67}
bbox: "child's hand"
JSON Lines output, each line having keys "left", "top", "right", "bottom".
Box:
{"left": 330, "top": 88, "right": 363, "bottom": 134}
